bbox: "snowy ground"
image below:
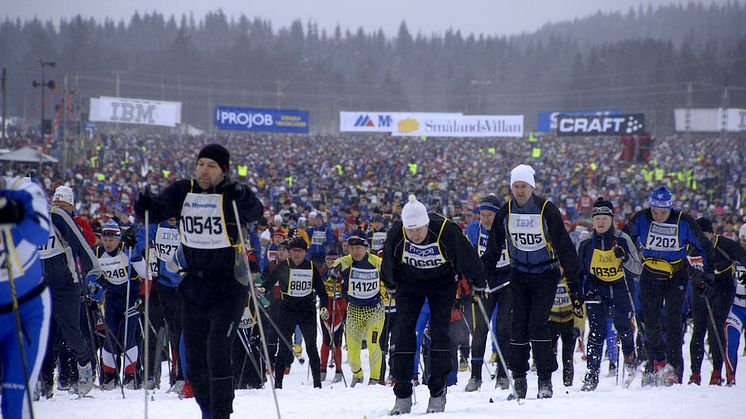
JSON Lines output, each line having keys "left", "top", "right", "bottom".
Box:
{"left": 34, "top": 328, "right": 745, "bottom": 419}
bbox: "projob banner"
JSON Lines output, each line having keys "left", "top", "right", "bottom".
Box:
{"left": 556, "top": 113, "right": 644, "bottom": 136}
{"left": 89, "top": 96, "right": 182, "bottom": 127}
{"left": 537, "top": 109, "right": 622, "bottom": 132}
{"left": 339, "top": 112, "right": 461, "bottom": 132}
{"left": 215, "top": 106, "right": 309, "bottom": 133}
{"left": 391, "top": 114, "right": 523, "bottom": 137}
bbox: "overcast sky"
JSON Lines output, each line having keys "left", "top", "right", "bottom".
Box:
{"left": 3, "top": 0, "right": 736, "bottom": 36}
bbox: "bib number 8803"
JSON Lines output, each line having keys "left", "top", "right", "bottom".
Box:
{"left": 181, "top": 216, "right": 223, "bottom": 235}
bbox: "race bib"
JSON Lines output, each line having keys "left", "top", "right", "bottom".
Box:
{"left": 288, "top": 268, "right": 313, "bottom": 297}
{"left": 402, "top": 241, "right": 445, "bottom": 269}
{"left": 645, "top": 222, "right": 680, "bottom": 252}
{"left": 155, "top": 225, "right": 180, "bottom": 261}
{"left": 371, "top": 232, "right": 386, "bottom": 251}
{"left": 508, "top": 213, "right": 546, "bottom": 252}
{"left": 348, "top": 267, "right": 380, "bottom": 299}
{"left": 38, "top": 229, "right": 65, "bottom": 259}
{"left": 99, "top": 253, "right": 129, "bottom": 285}
{"left": 311, "top": 230, "right": 326, "bottom": 246}
{"left": 180, "top": 193, "right": 230, "bottom": 249}
{"left": 553, "top": 283, "right": 571, "bottom": 309}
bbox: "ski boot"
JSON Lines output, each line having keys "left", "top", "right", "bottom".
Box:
{"left": 709, "top": 371, "right": 722, "bottom": 386}
{"left": 458, "top": 359, "right": 469, "bottom": 372}
{"left": 426, "top": 390, "right": 447, "bottom": 413}
{"left": 38, "top": 379, "right": 54, "bottom": 399}
{"left": 168, "top": 380, "right": 185, "bottom": 394}
{"left": 495, "top": 376, "right": 510, "bottom": 390}
{"left": 76, "top": 361, "right": 95, "bottom": 396}
{"left": 464, "top": 377, "right": 481, "bottom": 392}
{"left": 333, "top": 371, "right": 344, "bottom": 383}
{"left": 661, "top": 364, "right": 679, "bottom": 387}
{"left": 537, "top": 378, "right": 553, "bottom": 399}
{"left": 350, "top": 376, "right": 364, "bottom": 387}
{"left": 563, "top": 368, "right": 574, "bottom": 387}
{"left": 320, "top": 370, "right": 327, "bottom": 381}
{"left": 390, "top": 396, "right": 412, "bottom": 415}
{"left": 607, "top": 362, "right": 617, "bottom": 378}
{"left": 124, "top": 373, "right": 141, "bottom": 390}
{"left": 368, "top": 378, "right": 380, "bottom": 386}
{"left": 581, "top": 372, "right": 599, "bottom": 391}
{"left": 688, "top": 373, "right": 701, "bottom": 385}
{"left": 622, "top": 354, "right": 639, "bottom": 388}
{"left": 507, "top": 377, "right": 527, "bottom": 400}
{"left": 726, "top": 372, "right": 736, "bottom": 387}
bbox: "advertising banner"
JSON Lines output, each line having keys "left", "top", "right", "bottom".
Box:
{"left": 537, "top": 109, "right": 622, "bottom": 132}
{"left": 89, "top": 96, "right": 182, "bottom": 127}
{"left": 674, "top": 108, "right": 746, "bottom": 132}
{"left": 339, "top": 112, "right": 461, "bottom": 132}
{"left": 391, "top": 114, "right": 523, "bottom": 137}
{"left": 556, "top": 113, "right": 644, "bottom": 136}
{"left": 215, "top": 106, "right": 309, "bottom": 133}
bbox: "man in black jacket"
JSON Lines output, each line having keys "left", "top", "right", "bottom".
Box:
{"left": 261, "top": 237, "right": 329, "bottom": 389}
{"left": 135, "top": 144, "right": 263, "bottom": 419}
{"left": 482, "top": 164, "right": 582, "bottom": 400}
{"left": 382, "top": 195, "right": 485, "bottom": 414}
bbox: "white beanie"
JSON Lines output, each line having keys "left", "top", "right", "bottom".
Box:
{"left": 401, "top": 195, "right": 429, "bottom": 228}
{"left": 260, "top": 229, "right": 271, "bottom": 241}
{"left": 53, "top": 185, "right": 74, "bottom": 206}
{"left": 510, "top": 164, "right": 536, "bottom": 188}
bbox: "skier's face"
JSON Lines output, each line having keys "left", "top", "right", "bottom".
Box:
{"left": 479, "top": 210, "right": 496, "bottom": 230}
{"left": 349, "top": 245, "right": 367, "bottom": 261}
{"left": 290, "top": 248, "right": 306, "bottom": 265}
{"left": 511, "top": 181, "right": 533, "bottom": 206}
{"left": 102, "top": 236, "right": 120, "bottom": 252}
{"left": 195, "top": 158, "right": 225, "bottom": 189}
{"left": 592, "top": 215, "right": 612, "bottom": 234}
{"left": 651, "top": 207, "right": 671, "bottom": 223}
{"left": 404, "top": 225, "right": 428, "bottom": 245}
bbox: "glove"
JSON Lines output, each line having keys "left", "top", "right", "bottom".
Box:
{"left": 226, "top": 183, "right": 250, "bottom": 201}
{"left": 0, "top": 195, "right": 26, "bottom": 224}
{"left": 319, "top": 307, "right": 329, "bottom": 321}
{"left": 570, "top": 291, "right": 584, "bottom": 318}
{"left": 134, "top": 187, "right": 154, "bottom": 217}
{"left": 472, "top": 289, "right": 490, "bottom": 303}
{"left": 121, "top": 228, "right": 137, "bottom": 247}
{"left": 86, "top": 274, "right": 104, "bottom": 302}
{"left": 613, "top": 246, "right": 626, "bottom": 260}
{"left": 696, "top": 274, "right": 717, "bottom": 299}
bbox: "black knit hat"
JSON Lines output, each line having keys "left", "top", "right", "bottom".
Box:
{"left": 696, "top": 217, "right": 713, "bottom": 234}
{"left": 591, "top": 197, "right": 614, "bottom": 217}
{"left": 477, "top": 194, "right": 502, "bottom": 213}
{"left": 197, "top": 144, "right": 230, "bottom": 173}
{"left": 289, "top": 237, "right": 308, "bottom": 250}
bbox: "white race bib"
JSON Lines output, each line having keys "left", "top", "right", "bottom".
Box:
{"left": 180, "top": 193, "right": 230, "bottom": 249}
{"left": 402, "top": 241, "right": 445, "bottom": 269}
{"left": 155, "top": 225, "right": 180, "bottom": 261}
{"left": 38, "top": 229, "right": 65, "bottom": 259}
{"left": 348, "top": 267, "right": 380, "bottom": 299}
{"left": 553, "top": 283, "right": 571, "bottom": 309}
{"left": 372, "top": 232, "right": 386, "bottom": 251}
{"left": 508, "top": 213, "right": 546, "bottom": 252}
{"left": 99, "top": 252, "right": 129, "bottom": 285}
{"left": 311, "top": 230, "right": 326, "bottom": 246}
{"left": 645, "top": 221, "right": 680, "bottom": 252}
{"left": 288, "top": 268, "right": 313, "bottom": 297}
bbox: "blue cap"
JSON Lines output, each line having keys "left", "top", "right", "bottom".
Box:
{"left": 102, "top": 219, "right": 121, "bottom": 236}
{"left": 650, "top": 186, "right": 673, "bottom": 209}
{"left": 476, "top": 194, "right": 501, "bottom": 213}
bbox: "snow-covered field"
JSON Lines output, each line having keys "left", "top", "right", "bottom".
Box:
{"left": 34, "top": 329, "right": 745, "bottom": 419}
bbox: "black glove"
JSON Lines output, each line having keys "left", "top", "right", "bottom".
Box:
{"left": 0, "top": 197, "right": 25, "bottom": 224}
{"left": 121, "top": 228, "right": 137, "bottom": 247}
{"left": 696, "top": 273, "right": 717, "bottom": 299}
{"left": 613, "top": 246, "right": 626, "bottom": 260}
{"left": 570, "top": 291, "right": 584, "bottom": 318}
{"left": 134, "top": 187, "right": 154, "bottom": 218}
{"left": 226, "top": 183, "right": 250, "bottom": 201}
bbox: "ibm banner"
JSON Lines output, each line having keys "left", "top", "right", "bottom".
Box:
{"left": 89, "top": 96, "right": 182, "bottom": 127}
{"left": 340, "top": 112, "right": 461, "bottom": 133}
{"left": 674, "top": 108, "right": 746, "bottom": 132}
{"left": 557, "top": 113, "right": 645, "bottom": 136}
{"left": 537, "top": 109, "right": 622, "bottom": 132}
{"left": 215, "top": 106, "right": 309, "bottom": 133}
{"left": 391, "top": 114, "right": 523, "bottom": 137}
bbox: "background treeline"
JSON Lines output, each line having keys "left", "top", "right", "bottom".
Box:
{"left": 1, "top": 1, "right": 745, "bottom": 133}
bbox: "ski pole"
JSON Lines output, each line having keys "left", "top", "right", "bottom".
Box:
{"left": 703, "top": 295, "right": 728, "bottom": 373}
{"left": 232, "top": 200, "right": 282, "bottom": 419}
{"left": 476, "top": 297, "right": 521, "bottom": 405}
{"left": 144, "top": 210, "right": 153, "bottom": 411}
{"left": 122, "top": 245, "right": 133, "bottom": 398}
{"left": 2, "top": 227, "right": 36, "bottom": 419}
